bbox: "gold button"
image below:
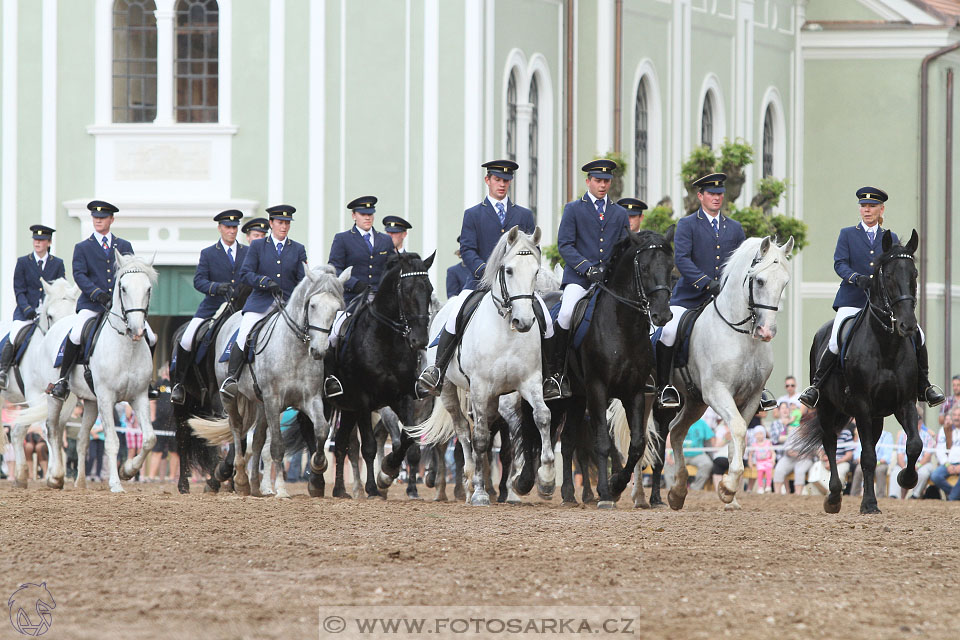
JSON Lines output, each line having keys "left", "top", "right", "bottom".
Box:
{"left": 600, "top": 238, "right": 604, "bottom": 242}
{"left": 369, "top": 265, "right": 373, "bottom": 268}
{"left": 231, "top": 279, "right": 235, "bottom": 283}
{"left": 870, "top": 250, "right": 874, "bottom": 254}
{"left": 716, "top": 245, "right": 720, "bottom": 249}
{"left": 276, "top": 273, "right": 281, "bottom": 277}
{"left": 869, "top": 262, "right": 874, "bottom": 267}
{"left": 277, "top": 260, "right": 281, "bottom": 264}
{"left": 716, "top": 256, "right": 720, "bottom": 259}
{"left": 599, "top": 249, "right": 604, "bottom": 253}
{"left": 368, "top": 275, "right": 372, "bottom": 278}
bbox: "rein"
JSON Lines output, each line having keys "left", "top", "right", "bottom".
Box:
{"left": 369, "top": 269, "right": 430, "bottom": 338}
{"left": 867, "top": 252, "right": 916, "bottom": 334}
{"left": 491, "top": 249, "right": 539, "bottom": 318}
{"left": 596, "top": 242, "right": 671, "bottom": 323}
{"left": 274, "top": 290, "right": 335, "bottom": 345}
{"left": 713, "top": 254, "right": 781, "bottom": 335}
{"left": 106, "top": 269, "right": 152, "bottom": 336}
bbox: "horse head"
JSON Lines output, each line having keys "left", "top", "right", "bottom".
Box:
{"left": 481, "top": 225, "right": 542, "bottom": 333}
{"left": 113, "top": 253, "right": 157, "bottom": 341}
{"left": 381, "top": 251, "right": 435, "bottom": 351}
{"left": 608, "top": 230, "right": 675, "bottom": 327}
{"left": 37, "top": 278, "right": 80, "bottom": 333}
{"left": 722, "top": 236, "right": 793, "bottom": 342}
{"left": 301, "top": 264, "right": 350, "bottom": 361}
{"left": 875, "top": 229, "right": 919, "bottom": 338}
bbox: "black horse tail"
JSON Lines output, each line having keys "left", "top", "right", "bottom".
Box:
{"left": 174, "top": 403, "right": 222, "bottom": 475}
{"left": 788, "top": 409, "right": 828, "bottom": 459}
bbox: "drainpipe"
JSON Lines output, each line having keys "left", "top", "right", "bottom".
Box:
{"left": 565, "top": 0, "right": 574, "bottom": 202}
{"left": 613, "top": 0, "right": 623, "bottom": 154}
{"left": 946, "top": 70, "right": 954, "bottom": 384}
{"left": 920, "top": 41, "right": 960, "bottom": 328}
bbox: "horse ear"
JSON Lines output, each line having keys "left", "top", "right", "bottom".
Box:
{"left": 338, "top": 266, "right": 353, "bottom": 285}
{"left": 905, "top": 229, "right": 919, "bottom": 254}
{"left": 664, "top": 224, "right": 676, "bottom": 245}
{"left": 507, "top": 225, "right": 519, "bottom": 244}
{"left": 781, "top": 236, "right": 795, "bottom": 256}
{"left": 760, "top": 236, "right": 771, "bottom": 255}
{"left": 423, "top": 250, "right": 436, "bottom": 269}
{"left": 115, "top": 253, "right": 129, "bottom": 268}
{"left": 305, "top": 262, "right": 319, "bottom": 282}
{"left": 882, "top": 229, "right": 893, "bottom": 252}
{"left": 554, "top": 263, "right": 564, "bottom": 282}
{"left": 532, "top": 226, "right": 542, "bottom": 245}
{"left": 41, "top": 280, "right": 53, "bottom": 295}
{"left": 145, "top": 251, "right": 156, "bottom": 266}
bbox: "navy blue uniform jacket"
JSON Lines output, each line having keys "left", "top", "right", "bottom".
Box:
{"left": 446, "top": 261, "right": 471, "bottom": 299}
{"left": 459, "top": 198, "right": 535, "bottom": 285}
{"left": 193, "top": 241, "right": 248, "bottom": 318}
{"left": 671, "top": 209, "right": 746, "bottom": 308}
{"left": 328, "top": 226, "right": 396, "bottom": 305}
{"left": 557, "top": 194, "right": 629, "bottom": 288}
{"left": 13, "top": 254, "right": 66, "bottom": 321}
{"left": 73, "top": 235, "right": 135, "bottom": 312}
{"left": 832, "top": 223, "right": 897, "bottom": 310}
{"left": 240, "top": 236, "right": 307, "bottom": 313}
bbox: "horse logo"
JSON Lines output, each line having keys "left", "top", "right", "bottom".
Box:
{"left": 7, "top": 582, "right": 56, "bottom": 636}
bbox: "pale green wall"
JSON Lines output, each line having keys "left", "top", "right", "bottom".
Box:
{"left": 284, "top": 0, "right": 310, "bottom": 254}
{"left": 231, "top": 1, "right": 269, "bottom": 216}
{"left": 805, "top": 0, "right": 881, "bottom": 22}
{"left": 16, "top": 0, "right": 41, "bottom": 257}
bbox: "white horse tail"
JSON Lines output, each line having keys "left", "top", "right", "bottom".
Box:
{"left": 405, "top": 395, "right": 457, "bottom": 446}
{"left": 188, "top": 415, "right": 233, "bottom": 445}
{"left": 0, "top": 419, "right": 7, "bottom": 448}
{"left": 9, "top": 401, "right": 48, "bottom": 429}
{"left": 609, "top": 399, "right": 662, "bottom": 468}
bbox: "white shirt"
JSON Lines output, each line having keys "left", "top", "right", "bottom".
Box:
{"left": 33, "top": 251, "right": 49, "bottom": 265}
{"left": 936, "top": 427, "right": 960, "bottom": 465}
{"left": 487, "top": 196, "right": 508, "bottom": 211}
{"left": 777, "top": 392, "right": 802, "bottom": 408}
{"left": 860, "top": 222, "right": 879, "bottom": 235}
{"left": 586, "top": 192, "right": 608, "bottom": 209}
{"left": 93, "top": 231, "right": 113, "bottom": 247}
{"left": 703, "top": 209, "right": 721, "bottom": 226}
{"left": 269, "top": 234, "right": 286, "bottom": 252}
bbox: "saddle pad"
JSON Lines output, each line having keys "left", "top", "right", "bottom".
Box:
{"left": 192, "top": 317, "right": 217, "bottom": 363}
{"left": 571, "top": 290, "right": 599, "bottom": 350}
{"left": 837, "top": 308, "right": 865, "bottom": 371}
{"left": 1, "top": 323, "right": 39, "bottom": 366}
{"left": 649, "top": 305, "right": 704, "bottom": 370}
{"left": 54, "top": 316, "right": 101, "bottom": 367}
{"left": 218, "top": 312, "right": 276, "bottom": 363}
{"left": 336, "top": 296, "right": 370, "bottom": 360}
{"left": 219, "top": 329, "right": 254, "bottom": 364}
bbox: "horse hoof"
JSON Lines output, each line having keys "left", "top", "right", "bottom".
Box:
{"left": 506, "top": 491, "right": 523, "bottom": 504}
{"left": 823, "top": 495, "right": 842, "bottom": 514}
{"left": 454, "top": 487, "right": 466, "bottom": 502}
{"left": 536, "top": 481, "right": 555, "bottom": 500}
{"left": 560, "top": 499, "right": 579, "bottom": 507}
{"left": 406, "top": 491, "right": 423, "bottom": 500}
{"left": 597, "top": 500, "right": 617, "bottom": 510}
{"left": 377, "top": 471, "right": 394, "bottom": 491}
{"left": 897, "top": 468, "right": 918, "bottom": 490}
{"left": 275, "top": 489, "right": 291, "bottom": 499}
{"left": 46, "top": 476, "right": 64, "bottom": 490}
{"left": 109, "top": 483, "right": 125, "bottom": 493}
{"left": 332, "top": 487, "right": 352, "bottom": 499}
{"left": 13, "top": 478, "right": 27, "bottom": 489}
{"left": 470, "top": 491, "right": 490, "bottom": 506}
{"left": 634, "top": 497, "right": 651, "bottom": 509}
{"left": 582, "top": 493, "right": 597, "bottom": 505}
{"left": 234, "top": 480, "right": 251, "bottom": 497}
{"left": 308, "top": 478, "right": 325, "bottom": 498}
{"left": 667, "top": 488, "right": 686, "bottom": 511}
{"left": 433, "top": 492, "right": 448, "bottom": 502}
{"left": 723, "top": 499, "right": 742, "bottom": 511}
{"left": 717, "top": 481, "right": 737, "bottom": 504}
{"left": 859, "top": 503, "right": 881, "bottom": 515}
{"left": 425, "top": 469, "right": 437, "bottom": 488}
{"left": 118, "top": 463, "right": 135, "bottom": 481}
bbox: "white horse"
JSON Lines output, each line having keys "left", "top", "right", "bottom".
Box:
{"left": 189, "top": 265, "right": 349, "bottom": 498}
{"left": 409, "top": 226, "right": 554, "bottom": 506}
{"left": 628, "top": 236, "right": 793, "bottom": 510}
{"left": 13, "top": 255, "right": 159, "bottom": 492}
{"left": 1, "top": 279, "right": 80, "bottom": 486}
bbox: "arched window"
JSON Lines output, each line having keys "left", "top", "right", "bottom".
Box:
{"left": 506, "top": 70, "right": 518, "bottom": 162}
{"left": 113, "top": 0, "right": 158, "bottom": 123}
{"left": 634, "top": 78, "right": 649, "bottom": 201}
{"left": 762, "top": 104, "right": 775, "bottom": 178}
{"left": 175, "top": 0, "right": 219, "bottom": 123}
{"left": 701, "top": 92, "right": 714, "bottom": 149}
{"left": 528, "top": 75, "right": 539, "bottom": 217}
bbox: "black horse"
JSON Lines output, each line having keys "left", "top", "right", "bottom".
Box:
{"left": 793, "top": 230, "right": 924, "bottom": 514}
{"left": 319, "top": 251, "right": 435, "bottom": 498}
{"left": 517, "top": 230, "right": 674, "bottom": 507}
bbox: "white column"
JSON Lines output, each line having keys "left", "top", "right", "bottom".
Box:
{"left": 154, "top": 0, "right": 175, "bottom": 125}
{"left": 308, "top": 0, "right": 325, "bottom": 258}
{"left": 595, "top": 0, "right": 615, "bottom": 154}
{"left": 339, "top": 0, "right": 346, "bottom": 228}
{"left": 219, "top": 0, "right": 232, "bottom": 125}
{"left": 516, "top": 102, "right": 533, "bottom": 208}
{"left": 463, "top": 0, "right": 484, "bottom": 207}
{"left": 42, "top": 0, "right": 58, "bottom": 232}
{"left": 267, "top": 0, "right": 286, "bottom": 204}
{"left": 94, "top": 0, "right": 111, "bottom": 125}
{"left": 738, "top": 0, "right": 755, "bottom": 203}
{"left": 670, "top": 0, "right": 691, "bottom": 209}
{"left": 789, "top": 0, "right": 806, "bottom": 381}
{"left": 484, "top": 0, "right": 495, "bottom": 161}
{"left": 404, "top": 0, "right": 412, "bottom": 221}
{"left": 422, "top": 0, "right": 439, "bottom": 280}
{"left": 1, "top": 0, "right": 18, "bottom": 320}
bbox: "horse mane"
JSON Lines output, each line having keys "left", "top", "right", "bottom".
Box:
{"left": 116, "top": 254, "right": 158, "bottom": 284}
{"left": 606, "top": 230, "right": 664, "bottom": 269}
{"left": 478, "top": 229, "right": 541, "bottom": 292}
{"left": 719, "top": 236, "right": 772, "bottom": 289}
{"left": 41, "top": 277, "right": 78, "bottom": 300}
{"left": 286, "top": 264, "right": 344, "bottom": 321}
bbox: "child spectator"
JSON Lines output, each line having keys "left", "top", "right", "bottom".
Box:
{"left": 751, "top": 429, "right": 775, "bottom": 493}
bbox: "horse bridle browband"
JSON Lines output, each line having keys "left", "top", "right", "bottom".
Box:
{"left": 491, "top": 249, "right": 539, "bottom": 318}
{"left": 596, "top": 243, "right": 672, "bottom": 323}
{"left": 867, "top": 251, "right": 916, "bottom": 334}
{"left": 107, "top": 269, "right": 152, "bottom": 335}
{"left": 713, "top": 253, "right": 781, "bottom": 335}
{"left": 368, "top": 269, "right": 431, "bottom": 338}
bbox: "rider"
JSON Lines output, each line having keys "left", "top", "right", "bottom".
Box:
{"left": 618, "top": 197, "right": 647, "bottom": 232}
{"left": 170, "top": 210, "right": 248, "bottom": 405}
{"left": 415, "top": 159, "right": 559, "bottom": 400}
{"left": 323, "top": 196, "right": 398, "bottom": 398}
{"left": 446, "top": 235, "right": 472, "bottom": 299}
{"left": 382, "top": 215, "right": 412, "bottom": 253}
{"left": 241, "top": 217, "right": 269, "bottom": 242}
{"left": 798, "top": 187, "right": 945, "bottom": 408}
{"left": 219, "top": 204, "right": 307, "bottom": 399}
{"left": 51, "top": 201, "right": 159, "bottom": 400}
{"left": 0, "top": 225, "right": 65, "bottom": 391}
{"left": 654, "top": 173, "right": 778, "bottom": 411}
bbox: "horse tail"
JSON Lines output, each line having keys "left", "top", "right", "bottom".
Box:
{"left": 188, "top": 415, "right": 233, "bottom": 445}
{"left": 405, "top": 395, "right": 457, "bottom": 445}
{"left": 608, "top": 400, "right": 662, "bottom": 468}
{"left": 789, "top": 410, "right": 827, "bottom": 459}
{"left": 8, "top": 401, "right": 48, "bottom": 429}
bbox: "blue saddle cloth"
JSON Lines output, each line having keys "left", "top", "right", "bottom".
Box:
{"left": 54, "top": 317, "right": 101, "bottom": 367}
{"left": 0, "top": 324, "right": 39, "bottom": 366}
{"left": 650, "top": 308, "right": 698, "bottom": 369}
{"left": 218, "top": 328, "right": 257, "bottom": 363}
{"left": 549, "top": 289, "right": 599, "bottom": 350}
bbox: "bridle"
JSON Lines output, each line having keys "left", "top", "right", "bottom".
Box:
{"left": 596, "top": 242, "right": 672, "bottom": 324}
{"left": 369, "top": 268, "right": 431, "bottom": 338}
{"left": 107, "top": 269, "right": 152, "bottom": 335}
{"left": 274, "top": 289, "right": 336, "bottom": 345}
{"left": 867, "top": 251, "right": 916, "bottom": 334}
{"left": 713, "top": 253, "right": 782, "bottom": 335}
{"left": 491, "top": 249, "right": 539, "bottom": 319}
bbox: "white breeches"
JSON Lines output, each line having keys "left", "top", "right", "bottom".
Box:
{"left": 235, "top": 309, "right": 270, "bottom": 351}
{"left": 444, "top": 287, "right": 553, "bottom": 338}
{"left": 557, "top": 284, "right": 588, "bottom": 331}
{"left": 8, "top": 319, "right": 32, "bottom": 340}
{"left": 328, "top": 310, "right": 349, "bottom": 347}
{"left": 179, "top": 317, "right": 207, "bottom": 351}
{"left": 69, "top": 308, "right": 156, "bottom": 346}
{"left": 827, "top": 306, "right": 924, "bottom": 354}
{"left": 657, "top": 305, "right": 689, "bottom": 347}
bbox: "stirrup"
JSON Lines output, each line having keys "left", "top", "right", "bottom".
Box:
{"left": 0, "top": 370, "right": 8, "bottom": 391}
{"left": 798, "top": 386, "right": 819, "bottom": 408}
{"left": 922, "top": 384, "right": 945, "bottom": 407}
{"left": 323, "top": 375, "right": 344, "bottom": 398}
{"left": 657, "top": 385, "right": 681, "bottom": 409}
{"left": 219, "top": 377, "right": 238, "bottom": 399}
{"left": 148, "top": 383, "right": 159, "bottom": 400}
{"left": 759, "top": 389, "right": 777, "bottom": 412}
{"left": 543, "top": 375, "right": 562, "bottom": 401}
{"left": 416, "top": 366, "right": 442, "bottom": 397}
{"left": 49, "top": 377, "right": 70, "bottom": 400}
{"left": 170, "top": 383, "right": 186, "bottom": 405}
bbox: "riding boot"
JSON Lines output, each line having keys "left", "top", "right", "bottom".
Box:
{"left": 0, "top": 339, "right": 14, "bottom": 391}
{"left": 147, "top": 340, "right": 160, "bottom": 399}
{"left": 759, "top": 389, "right": 778, "bottom": 412}
{"left": 655, "top": 343, "right": 680, "bottom": 409}
{"left": 798, "top": 350, "right": 838, "bottom": 408}
{"left": 915, "top": 342, "right": 946, "bottom": 407}
{"left": 416, "top": 329, "right": 458, "bottom": 397}
{"left": 50, "top": 339, "right": 81, "bottom": 400}
{"left": 219, "top": 343, "right": 246, "bottom": 399}
{"left": 542, "top": 327, "right": 571, "bottom": 401}
{"left": 170, "top": 343, "right": 191, "bottom": 405}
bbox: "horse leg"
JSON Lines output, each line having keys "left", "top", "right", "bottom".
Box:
{"left": 666, "top": 406, "right": 700, "bottom": 510}
{"left": 44, "top": 398, "right": 71, "bottom": 490}
{"left": 609, "top": 393, "right": 646, "bottom": 498}
{"left": 227, "top": 399, "right": 251, "bottom": 496}
{"left": 11, "top": 417, "right": 30, "bottom": 488}
{"left": 584, "top": 385, "right": 616, "bottom": 509}
{"left": 332, "top": 413, "right": 352, "bottom": 498}
{"left": 502, "top": 399, "right": 526, "bottom": 503}
{"left": 895, "top": 402, "right": 922, "bottom": 494}
{"left": 306, "top": 400, "right": 330, "bottom": 498}
{"left": 857, "top": 416, "right": 883, "bottom": 514}
{"left": 647, "top": 406, "right": 674, "bottom": 508}
{"left": 373, "top": 419, "right": 388, "bottom": 498}
{"left": 95, "top": 392, "right": 124, "bottom": 493}
{"left": 432, "top": 439, "right": 448, "bottom": 502}
{"left": 263, "top": 404, "right": 290, "bottom": 499}
{"left": 818, "top": 405, "right": 844, "bottom": 514}
{"left": 440, "top": 383, "right": 473, "bottom": 502}
{"left": 119, "top": 394, "right": 156, "bottom": 482}
{"left": 467, "top": 394, "right": 498, "bottom": 506}
{"left": 245, "top": 411, "right": 267, "bottom": 496}
{"left": 73, "top": 400, "right": 97, "bottom": 490}
{"left": 559, "top": 426, "right": 577, "bottom": 504}
{"left": 519, "top": 381, "right": 556, "bottom": 500}
{"left": 355, "top": 411, "right": 379, "bottom": 498}
{"left": 348, "top": 425, "right": 363, "bottom": 498}
{"left": 405, "top": 442, "right": 422, "bottom": 500}
{"left": 708, "top": 392, "right": 747, "bottom": 508}
{"left": 453, "top": 439, "right": 466, "bottom": 502}
{"left": 174, "top": 405, "right": 193, "bottom": 494}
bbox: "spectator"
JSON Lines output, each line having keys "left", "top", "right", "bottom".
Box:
{"left": 281, "top": 408, "right": 305, "bottom": 482}
{"left": 750, "top": 428, "right": 775, "bottom": 493}
{"left": 711, "top": 419, "right": 731, "bottom": 489}
{"left": 123, "top": 403, "right": 142, "bottom": 480}
{"left": 806, "top": 426, "right": 855, "bottom": 495}
{"left": 86, "top": 416, "right": 105, "bottom": 481}
{"left": 851, "top": 428, "right": 893, "bottom": 498}
{"left": 888, "top": 414, "right": 937, "bottom": 499}
{"left": 147, "top": 366, "right": 177, "bottom": 482}
{"left": 767, "top": 403, "right": 791, "bottom": 460}
{"left": 773, "top": 430, "right": 816, "bottom": 495}
{"left": 931, "top": 406, "right": 960, "bottom": 500}
{"left": 23, "top": 423, "right": 48, "bottom": 480}
{"left": 939, "top": 374, "right": 960, "bottom": 425}
{"left": 664, "top": 416, "right": 714, "bottom": 491}
{"left": 777, "top": 375, "right": 804, "bottom": 412}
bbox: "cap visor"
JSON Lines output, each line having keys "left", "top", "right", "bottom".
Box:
{"left": 588, "top": 171, "right": 613, "bottom": 180}
{"left": 704, "top": 187, "right": 726, "bottom": 194}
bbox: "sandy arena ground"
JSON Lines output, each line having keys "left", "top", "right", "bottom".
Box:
{"left": 1, "top": 475, "right": 959, "bottom": 640}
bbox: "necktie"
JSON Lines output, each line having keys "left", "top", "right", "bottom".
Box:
{"left": 37, "top": 259, "right": 43, "bottom": 272}
{"left": 596, "top": 198, "right": 605, "bottom": 221}
{"left": 364, "top": 233, "right": 373, "bottom": 251}
{"left": 867, "top": 229, "right": 876, "bottom": 244}
{"left": 496, "top": 202, "right": 505, "bottom": 225}
{"left": 102, "top": 238, "right": 110, "bottom": 254}
{"left": 227, "top": 246, "right": 234, "bottom": 265}
{"left": 712, "top": 218, "right": 719, "bottom": 237}
{"left": 277, "top": 241, "right": 283, "bottom": 256}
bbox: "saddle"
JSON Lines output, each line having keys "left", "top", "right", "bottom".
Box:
{"left": 335, "top": 293, "right": 371, "bottom": 361}
{"left": 835, "top": 309, "right": 865, "bottom": 372}
{"left": 54, "top": 314, "right": 108, "bottom": 394}
{"left": 548, "top": 285, "right": 599, "bottom": 351}
{"left": 650, "top": 300, "right": 710, "bottom": 401}
{"left": 0, "top": 323, "right": 39, "bottom": 394}
{"left": 218, "top": 310, "right": 278, "bottom": 364}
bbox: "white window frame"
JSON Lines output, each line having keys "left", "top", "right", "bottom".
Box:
{"left": 758, "top": 86, "right": 787, "bottom": 185}
{"left": 697, "top": 73, "right": 727, "bottom": 150}
{"left": 631, "top": 59, "right": 663, "bottom": 204}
